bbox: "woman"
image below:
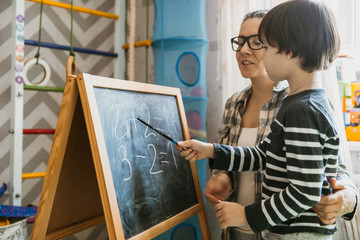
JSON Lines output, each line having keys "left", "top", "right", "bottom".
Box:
{"left": 204, "top": 10, "right": 358, "bottom": 240}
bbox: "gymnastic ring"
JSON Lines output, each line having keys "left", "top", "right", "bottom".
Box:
{"left": 23, "top": 57, "right": 51, "bottom": 86}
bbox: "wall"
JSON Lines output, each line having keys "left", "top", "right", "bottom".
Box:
{"left": 1, "top": 0, "right": 116, "bottom": 238}
{"left": 1, "top": 0, "right": 225, "bottom": 238}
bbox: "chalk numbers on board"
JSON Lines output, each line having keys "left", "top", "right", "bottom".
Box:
{"left": 118, "top": 145, "right": 132, "bottom": 181}
{"left": 113, "top": 103, "right": 178, "bottom": 181}
{"left": 140, "top": 103, "right": 156, "bottom": 138}
{"left": 148, "top": 144, "right": 163, "bottom": 175}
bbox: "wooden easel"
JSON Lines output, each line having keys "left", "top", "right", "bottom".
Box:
{"left": 31, "top": 67, "right": 210, "bottom": 239}
{"left": 30, "top": 57, "right": 105, "bottom": 239}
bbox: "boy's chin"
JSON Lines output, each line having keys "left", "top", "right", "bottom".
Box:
{"left": 267, "top": 73, "right": 284, "bottom": 82}
{"left": 269, "top": 77, "right": 280, "bottom": 82}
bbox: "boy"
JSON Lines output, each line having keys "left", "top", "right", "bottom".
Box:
{"left": 177, "top": 1, "right": 341, "bottom": 239}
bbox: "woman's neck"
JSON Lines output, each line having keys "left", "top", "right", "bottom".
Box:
{"left": 250, "top": 76, "right": 276, "bottom": 100}
{"left": 241, "top": 76, "right": 275, "bottom": 128}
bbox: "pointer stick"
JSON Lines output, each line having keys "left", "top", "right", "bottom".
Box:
{"left": 136, "top": 118, "right": 187, "bottom": 150}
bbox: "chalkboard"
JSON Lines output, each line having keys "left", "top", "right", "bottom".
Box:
{"left": 93, "top": 87, "right": 198, "bottom": 238}
{"left": 30, "top": 73, "right": 209, "bottom": 240}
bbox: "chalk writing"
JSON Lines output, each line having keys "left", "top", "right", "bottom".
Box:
{"left": 118, "top": 145, "right": 132, "bottom": 181}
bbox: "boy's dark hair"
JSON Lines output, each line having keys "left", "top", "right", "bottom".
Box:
{"left": 258, "top": 0, "right": 340, "bottom": 73}
{"left": 242, "top": 9, "right": 268, "bottom": 23}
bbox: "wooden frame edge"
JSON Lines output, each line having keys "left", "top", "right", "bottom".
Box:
{"left": 45, "top": 215, "right": 105, "bottom": 240}
{"left": 77, "top": 73, "right": 124, "bottom": 240}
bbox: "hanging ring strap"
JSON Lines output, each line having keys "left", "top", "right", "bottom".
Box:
{"left": 69, "top": 0, "right": 76, "bottom": 59}
{"left": 24, "top": 0, "right": 51, "bottom": 87}
{"left": 35, "top": 0, "right": 44, "bottom": 64}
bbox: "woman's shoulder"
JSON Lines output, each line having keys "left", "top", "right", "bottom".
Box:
{"left": 225, "top": 85, "right": 252, "bottom": 105}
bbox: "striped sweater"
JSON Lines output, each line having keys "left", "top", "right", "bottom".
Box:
{"left": 210, "top": 89, "right": 339, "bottom": 235}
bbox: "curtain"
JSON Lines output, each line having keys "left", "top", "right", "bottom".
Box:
{"left": 321, "top": 66, "right": 353, "bottom": 172}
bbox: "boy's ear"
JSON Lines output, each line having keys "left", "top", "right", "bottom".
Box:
{"left": 286, "top": 51, "right": 293, "bottom": 60}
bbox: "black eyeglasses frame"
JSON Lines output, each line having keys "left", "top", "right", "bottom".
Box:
{"left": 230, "top": 34, "right": 265, "bottom": 51}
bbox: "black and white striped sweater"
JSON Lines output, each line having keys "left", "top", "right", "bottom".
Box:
{"left": 210, "top": 89, "right": 339, "bottom": 235}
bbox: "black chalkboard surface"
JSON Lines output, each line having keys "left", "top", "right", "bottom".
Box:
{"left": 93, "top": 87, "right": 198, "bottom": 239}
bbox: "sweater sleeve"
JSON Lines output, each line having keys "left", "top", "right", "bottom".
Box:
{"left": 209, "top": 138, "right": 268, "bottom": 172}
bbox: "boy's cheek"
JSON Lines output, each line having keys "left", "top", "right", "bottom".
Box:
{"left": 261, "top": 51, "right": 268, "bottom": 60}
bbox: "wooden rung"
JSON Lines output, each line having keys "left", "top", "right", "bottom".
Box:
{"left": 26, "top": 0, "right": 119, "bottom": 20}
{"left": 23, "top": 129, "right": 55, "bottom": 134}
{"left": 122, "top": 39, "right": 152, "bottom": 50}
{"left": 22, "top": 172, "right": 46, "bottom": 179}
{"left": 24, "top": 85, "right": 64, "bottom": 92}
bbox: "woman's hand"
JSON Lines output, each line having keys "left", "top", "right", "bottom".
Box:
{"left": 312, "top": 178, "right": 357, "bottom": 224}
{"left": 204, "top": 173, "right": 232, "bottom": 204}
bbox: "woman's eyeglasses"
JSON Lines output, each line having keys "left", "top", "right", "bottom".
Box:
{"left": 231, "top": 34, "right": 264, "bottom": 51}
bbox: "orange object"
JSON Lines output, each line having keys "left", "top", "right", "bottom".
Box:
{"left": 342, "top": 97, "right": 352, "bottom": 112}
{"left": 122, "top": 39, "right": 152, "bottom": 50}
{"left": 22, "top": 172, "right": 46, "bottom": 179}
{"left": 26, "top": 0, "right": 118, "bottom": 20}
{"left": 345, "top": 124, "right": 360, "bottom": 141}
{"left": 350, "top": 110, "right": 360, "bottom": 124}
{"left": 0, "top": 217, "right": 10, "bottom": 227}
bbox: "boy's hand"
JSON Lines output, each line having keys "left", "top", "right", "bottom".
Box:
{"left": 215, "top": 201, "right": 249, "bottom": 229}
{"left": 204, "top": 173, "right": 232, "bottom": 204}
{"left": 312, "top": 178, "right": 357, "bottom": 224}
{"left": 176, "top": 140, "right": 214, "bottom": 161}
